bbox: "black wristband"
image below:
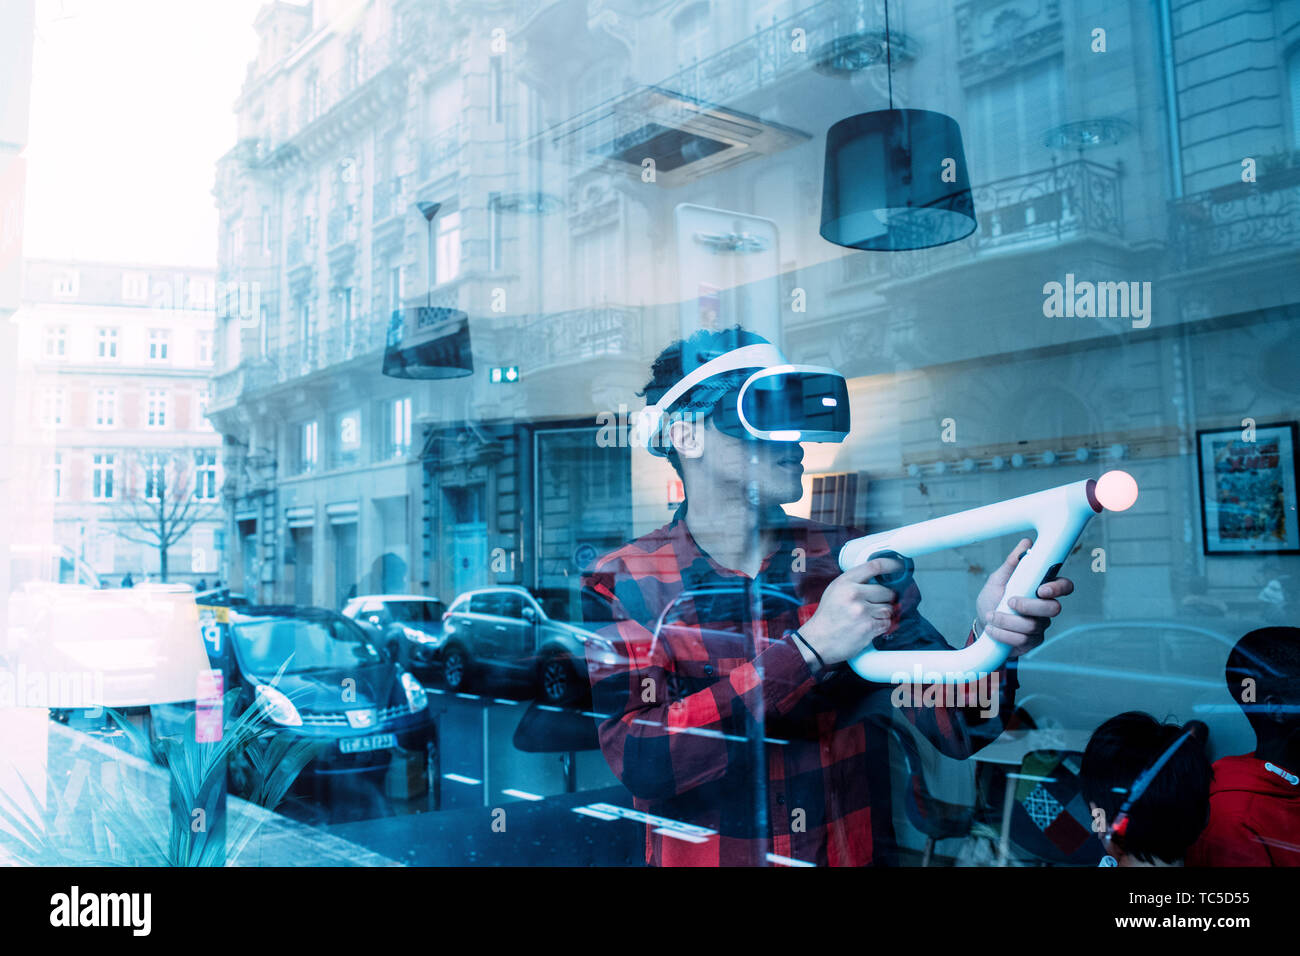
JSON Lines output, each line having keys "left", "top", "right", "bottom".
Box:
{"left": 790, "top": 629, "right": 825, "bottom": 671}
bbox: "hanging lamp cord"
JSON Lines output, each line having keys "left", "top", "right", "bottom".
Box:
{"left": 884, "top": 0, "right": 894, "bottom": 109}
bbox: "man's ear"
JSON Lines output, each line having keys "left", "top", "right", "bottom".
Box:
{"left": 667, "top": 417, "right": 704, "bottom": 460}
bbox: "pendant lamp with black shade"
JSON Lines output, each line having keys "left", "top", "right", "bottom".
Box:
{"left": 819, "top": 0, "right": 977, "bottom": 251}
{"left": 383, "top": 200, "right": 474, "bottom": 379}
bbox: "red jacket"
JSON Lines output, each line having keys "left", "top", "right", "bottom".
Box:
{"left": 1188, "top": 754, "right": 1300, "bottom": 866}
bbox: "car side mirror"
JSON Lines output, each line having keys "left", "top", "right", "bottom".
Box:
{"left": 522, "top": 607, "right": 537, "bottom": 623}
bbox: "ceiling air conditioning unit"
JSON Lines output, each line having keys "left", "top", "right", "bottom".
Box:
{"left": 541, "top": 85, "right": 809, "bottom": 188}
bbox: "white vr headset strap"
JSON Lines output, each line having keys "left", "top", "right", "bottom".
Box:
{"left": 634, "top": 343, "right": 785, "bottom": 446}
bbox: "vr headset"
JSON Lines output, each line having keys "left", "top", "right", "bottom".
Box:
{"left": 635, "top": 343, "right": 851, "bottom": 450}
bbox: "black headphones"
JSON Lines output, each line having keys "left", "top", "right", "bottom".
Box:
{"left": 1098, "top": 727, "right": 1198, "bottom": 865}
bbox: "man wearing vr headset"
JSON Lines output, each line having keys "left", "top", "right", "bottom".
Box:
{"left": 581, "top": 327, "right": 1075, "bottom": 866}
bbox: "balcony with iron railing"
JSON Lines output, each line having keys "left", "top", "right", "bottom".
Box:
{"left": 1170, "top": 169, "right": 1300, "bottom": 271}
{"left": 885, "top": 160, "right": 1124, "bottom": 281}
{"left": 563, "top": 0, "right": 848, "bottom": 159}
{"left": 270, "top": 315, "right": 394, "bottom": 387}
{"left": 211, "top": 312, "right": 408, "bottom": 407}
{"left": 516, "top": 305, "right": 644, "bottom": 375}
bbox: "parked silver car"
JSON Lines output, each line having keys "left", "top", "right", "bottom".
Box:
{"left": 439, "top": 586, "right": 621, "bottom": 704}
{"left": 342, "top": 594, "right": 447, "bottom": 672}
{"left": 1014, "top": 617, "right": 1269, "bottom": 760}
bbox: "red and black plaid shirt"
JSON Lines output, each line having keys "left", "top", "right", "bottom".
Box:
{"left": 581, "top": 507, "right": 1017, "bottom": 866}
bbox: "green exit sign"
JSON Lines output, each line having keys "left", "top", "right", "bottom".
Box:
{"left": 490, "top": 366, "right": 520, "bottom": 384}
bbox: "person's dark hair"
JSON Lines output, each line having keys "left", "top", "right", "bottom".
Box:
{"left": 1225, "top": 626, "right": 1300, "bottom": 735}
{"left": 1080, "top": 711, "right": 1212, "bottom": 865}
{"left": 639, "top": 326, "right": 771, "bottom": 479}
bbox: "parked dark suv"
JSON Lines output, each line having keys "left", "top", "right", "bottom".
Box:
{"left": 439, "top": 586, "right": 621, "bottom": 703}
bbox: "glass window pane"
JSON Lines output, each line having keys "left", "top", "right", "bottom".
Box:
{"left": 11, "top": 0, "right": 1298, "bottom": 873}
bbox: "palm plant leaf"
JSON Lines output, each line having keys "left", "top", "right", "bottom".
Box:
{"left": 6, "top": 660, "right": 327, "bottom": 866}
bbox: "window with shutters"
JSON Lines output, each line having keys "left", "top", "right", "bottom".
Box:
{"left": 194, "top": 449, "right": 219, "bottom": 499}
{"left": 94, "top": 388, "right": 117, "bottom": 428}
{"left": 97, "top": 327, "right": 119, "bottom": 360}
{"left": 44, "top": 326, "right": 67, "bottom": 359}
{"left": 91, "top": 453, "right": 116, "bottom": 501}
{"left": 148, "top": 329, "right": 170, "bottom": 362}
{"left": 810, "top": 472, "right": 860, "bottom": 528}
{"left": 146, "top": 389, "right": 169, "bottom": 428}
{"left": 963, "top": 56, "right": 1066, "bottom": 183}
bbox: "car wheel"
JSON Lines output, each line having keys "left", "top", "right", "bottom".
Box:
{"left": 442, "top": 645, "right": 471, "bottom": 691}
{"left": 539, "top": 653, "right": 580, "bottom": 705}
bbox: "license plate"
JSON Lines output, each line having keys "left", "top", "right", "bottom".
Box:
{"left": 339, "top": 733, "right": 396, "bottom": 754}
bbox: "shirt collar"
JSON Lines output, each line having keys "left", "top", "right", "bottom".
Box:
{"left": 666, "top": 502, "right": 805, "bottom": 589}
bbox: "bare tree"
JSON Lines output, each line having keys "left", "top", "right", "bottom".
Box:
{"left": 113, "top": 450, "right": 220, "bottom": 582}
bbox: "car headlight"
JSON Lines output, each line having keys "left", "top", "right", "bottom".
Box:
{"left": 401, "top": 672, "right": 427, "bottom": 713}
{"left": 582, "top": 634, "right": 618, "bottom": 666}
{"left": 254, "top": 684, "right": 302, "bottom": 727}
{"left": 403, "top": 625, "right": 438, "bottom": 644}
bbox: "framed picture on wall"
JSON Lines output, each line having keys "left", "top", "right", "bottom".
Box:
{"left": 1197, "top": 421, "right": 1300, "bottom": 555}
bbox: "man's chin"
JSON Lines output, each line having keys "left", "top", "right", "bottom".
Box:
{"left": 785, "top": 471, "right": 806, "bottom": 502}
{"left": 762, "top": 479, "right": 805, "bottom": 510}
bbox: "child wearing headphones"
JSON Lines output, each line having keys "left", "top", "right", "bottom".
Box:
{"left": 1080, "top": 712, "right": 1213, "bottom": 866}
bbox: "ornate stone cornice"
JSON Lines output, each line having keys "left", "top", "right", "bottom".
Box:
{"left": 955, "top": 0, "right": 1062, "bottom": 85}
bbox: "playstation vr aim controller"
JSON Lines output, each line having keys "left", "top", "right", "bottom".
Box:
{"left": 837, "top": 471, "right": 1139, "bottom": 684}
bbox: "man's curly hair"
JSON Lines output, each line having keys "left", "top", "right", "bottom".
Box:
{"left": 639, "top": 326, "right": 772, "bottom": 477}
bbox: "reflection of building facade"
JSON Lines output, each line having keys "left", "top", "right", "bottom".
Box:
{"left": 209, "top": 0, "right": 501, "bottom": 605}
{"left": 210, "top": 0, "right": 644, "bottom": 607}
{"left": 12, "top": 260, "right": 223, "bottom": 586}
{"left": 212, "top": 0, "right": 1300, "bottom": 620}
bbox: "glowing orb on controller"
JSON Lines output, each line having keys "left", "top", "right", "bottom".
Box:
{"left": 1095, "top": 470, "right": 1139, "bottom": 512}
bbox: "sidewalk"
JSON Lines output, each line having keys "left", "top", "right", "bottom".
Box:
{"left": 326, "top": 784, "right": 644, "bottom": 866}
{"left": 1, "top": 716, "right": 399, "bottom": 867}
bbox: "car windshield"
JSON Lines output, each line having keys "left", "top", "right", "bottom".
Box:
{"left": 388, "top": 600, "right": 445, "bottom": 623}
{"left": 233, "top": 616, "right": 382, "bottom": 676}
{"left": 197, "top": 590, "right": 247, "bottom": 608}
